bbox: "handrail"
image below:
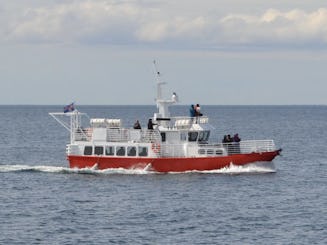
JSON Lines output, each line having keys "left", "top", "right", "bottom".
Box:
{"left": 201, "top": 140, "right": 276, "bottom": 155}
{"left": 74, "top": 128, "right": 161, "bottom": 143}
{"left": 159, "top": 140, "right": 276, "bottom": 157}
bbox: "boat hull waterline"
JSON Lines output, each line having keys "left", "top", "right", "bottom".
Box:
{"left": 68, "top": 150, "right": 281, "bottom": 172}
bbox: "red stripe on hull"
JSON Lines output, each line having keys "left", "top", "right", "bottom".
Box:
{"left": 68, "top": 150, "right": 280, "bottom": 172}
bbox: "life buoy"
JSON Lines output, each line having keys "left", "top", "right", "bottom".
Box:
{"left": 151, "top": 143, "right": 161, "bottom": 153}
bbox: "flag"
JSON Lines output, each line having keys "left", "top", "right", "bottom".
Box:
{"left": 64, "top": 103, "right": 75, "bottom": 113}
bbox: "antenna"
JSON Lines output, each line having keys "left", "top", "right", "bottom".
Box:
{"left": 153, "top": 60, "right": 166, "bottom": 101}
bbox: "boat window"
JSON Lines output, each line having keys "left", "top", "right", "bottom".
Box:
{"left": 198, "top": 131, "right": 210, "bottom": 142}
{"left": 127, "top": 146, "right": 137, "bottom": 156}
{"left": 188, "top": 132, "right": 198, "bottom": 142}
{"left": 94, "top": 146, "right": 104, "bottom": 155}
{"left": 198, "top": 132, "right": 205, "bottom": 142}
{"left": 205, "top": 131, "right": 210, "bottom": 141}
{"left": 105, "top": 146, "right": 114, "bottom": 156}
{"left": 198, "top": 149, "right": 205, "bottom": 155}
{"left": 207, "top": 149, "right": 214, "bottom": 155}
{"left": 84, "top": 146, "right": 93, "bottom": 155}
{"left": 161, "top": 133, "right": 166, "bottom": 142}
{"left": 216, "top": 149, "right": 224, "bottom": 155}
{"left": 116, "top": 146, "right": 125, "bottom": 156}
{"left": 138, "top": 146, "right": 148, "bottom": 156}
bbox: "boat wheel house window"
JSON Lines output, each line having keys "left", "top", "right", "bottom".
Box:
{"left": 160, "top": 133, "right": 166, "bottom": 142}
{"left": 84, "top": 146, "right": 93, "bottom": 155}
{"left": 116, "top": 146, "right": 126, "bottom": 156}
{"left": 105, "top": 146, "right": 114, "bottom": 156}
{"left": 94, "top": 146, "right": 104, "bottom": 155}
{"left": 138, "top": 146, "right": 148, "bottom": 156}
{"left": 127, "top": 146, "right": 137, "bottom": 156}
{"left": 188, "top": 132, "right": 198, "bottom": 142}
{"left": 198, "top": 131, "right": 210, "bottom": 142}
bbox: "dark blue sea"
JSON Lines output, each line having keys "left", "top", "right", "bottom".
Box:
{"left": 0, "top": 105, "right": 326, "bottom": 244}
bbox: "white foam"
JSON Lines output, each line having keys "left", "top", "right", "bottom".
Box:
{"left": 193, "top": 162, "right": 276, "bottom": 174}
{"left": 167, "top": 162, "right": 276, "bottom": 174}
{"left": 0, "top": 163, "right": 155, "bottom": 175}
{"left": 0, "top": 164, "right": 67, "bottom": 173}
{"left": 0, "top": 162, "right": 275, "bottom": 175}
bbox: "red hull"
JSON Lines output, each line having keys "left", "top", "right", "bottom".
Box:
{"left": 68, "top": 150, "right": 280, "bottom": 172}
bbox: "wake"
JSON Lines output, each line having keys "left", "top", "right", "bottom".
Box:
{"left": 0, "top": 164, "right": 152, "bottom": 175}
{"left": 0, "top": 162, "right": 275, "bottom": 175}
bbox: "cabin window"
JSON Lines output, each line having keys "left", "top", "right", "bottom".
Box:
{"left": 84, "top": 146, "right": 93, "bottom": 155}
{"left": 198, "top": 149, "right": 205, "bottom": 155}
{"left": 188, "top": 132, "right": 198, "bottom": 142}
{"left": 205, "top": 131, "right": 210, "bottom": 141}
{"left": 127, "top": 146, "right": 137, "bottom": 156}
{"left": 94, "top": 146, "right": 104, "bottom": 155}
{"left": 198, "top": 132, "right": 204, "bottom": 142}
{"left": 138, "top": 146, "right": 148, "bottom": 156}
{"left": 198, "top": 131, "right": 210, "bottom": 142}
{"left": 216, "top": 149, "right": 224, "bottom": 155}
{"left": 161, "top": 133, "right": 166, "bottom": 142}
{"left": 180, "top": 132, "right": 187, "bottom": 141}
{"left": 105, "top": 146, "right": 114, "bottom": 156}
{"left": 207, "top": 149, "right": 214, "bottom": 155}
{"left": 116, "top": 146, "right": 125, "bottom": 156}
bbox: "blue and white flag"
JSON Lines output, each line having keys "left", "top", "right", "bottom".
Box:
{"left": 64, "top": 103, "right": 75, "bottom": 113}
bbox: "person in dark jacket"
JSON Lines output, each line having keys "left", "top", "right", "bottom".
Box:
{"left": 147, "top": 119, "right": 156, "bottom": 130}
{"left": 133, "top": 120, "right": 141, "bottom": 129}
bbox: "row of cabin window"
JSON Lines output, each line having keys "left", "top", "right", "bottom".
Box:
{"left": 161, "top": 131, "right": 210, "bottom": 142}
{"left": 198, "top": 148, "right": 224, "bottom": 155}
{"left": 187, "top": 131, "right": 210, "bottom": 142}
{"left": 84, "top": 145, "right": 148, "bottom": 157}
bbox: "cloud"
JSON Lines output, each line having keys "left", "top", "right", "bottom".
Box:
{"left": 6, "top": 1, "right": 145, "bottom": 43}
{"left": 2, "top": 1, "right": 327, "bottom": 49}
{"left": 219, "top": 8, "right": 327, "bottom": 46}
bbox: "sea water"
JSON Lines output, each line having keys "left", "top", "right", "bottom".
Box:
{"left": 0, "top": 105, "right": 326, "bottom": 244}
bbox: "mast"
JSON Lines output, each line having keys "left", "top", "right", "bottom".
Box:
{"left": 153, "top": 60, "right": 165, "bottom": 101}
{"left": 152, "top": 61, "right": 178, "bottom": 124}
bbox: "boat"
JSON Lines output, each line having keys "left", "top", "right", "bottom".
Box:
{"left": 50, "top": 62, "right": 281, "bottom": 172}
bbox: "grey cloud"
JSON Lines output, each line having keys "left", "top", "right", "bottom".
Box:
{"left": 2, "top": 1, "right": 327, "bottom": 49}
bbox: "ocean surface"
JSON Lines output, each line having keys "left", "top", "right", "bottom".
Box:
{"left": 0, "top": 105, "right": 326, "bottom": 244}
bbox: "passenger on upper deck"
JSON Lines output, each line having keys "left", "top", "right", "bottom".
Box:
{"left": 223, "top": 134, "right": 233, "bottom": 143}
{"left": 133, "top": 120, "right": 141, "bottom": 129}
{"left": 233, "top": 133, "right": 241, "bottom": 143}
{"left": 195, "top": 104, "right": 203, "bottom": 116}
{"left": 233, "top": 133, "right": 241, "bottom": 154}
{"left": 147, "top": 119, "right": 156, "bottom": 130}
{"left": 189, "top": 104, "right": 196, "bottom": 117}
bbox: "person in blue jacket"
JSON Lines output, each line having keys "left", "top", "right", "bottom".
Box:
{"left": 189, "top": 104, "right": 196, "bottom": 117}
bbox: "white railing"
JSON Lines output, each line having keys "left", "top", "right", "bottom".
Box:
{"left": 159, "top": 140, "right": 276, "bottom": 157}
{"left": 170, "top": 116, "right": 209, "bottom": 129}
{"left": 74, "top": 128, "right": 162, "bottom": 143}
{"left": 202, "top": 140, "right": 276, "bottom": 155}
{"left": 107, "top": 129, "right": 161, "bottom": 143}
{"left": 153, "top": 116, "right": 209, "bottom": 129}
{"left": 240, "top": 140, "right": 276, "bottom": 153}
{"left": 74, "top": 128, "right": 92, "bottom": 141}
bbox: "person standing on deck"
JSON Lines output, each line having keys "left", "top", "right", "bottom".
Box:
{"left": 189, "top": 104, "right": 196, "bottom": 117}
{"left": 133, "top": 120, "right": 141, "bottom": 129}
{"left": 147, "top": 119, "right": 156, "bottom": 130}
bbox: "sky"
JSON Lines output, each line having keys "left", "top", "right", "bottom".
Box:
{"left": 0, "top": 0, "right": 327, "bottom": 105}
